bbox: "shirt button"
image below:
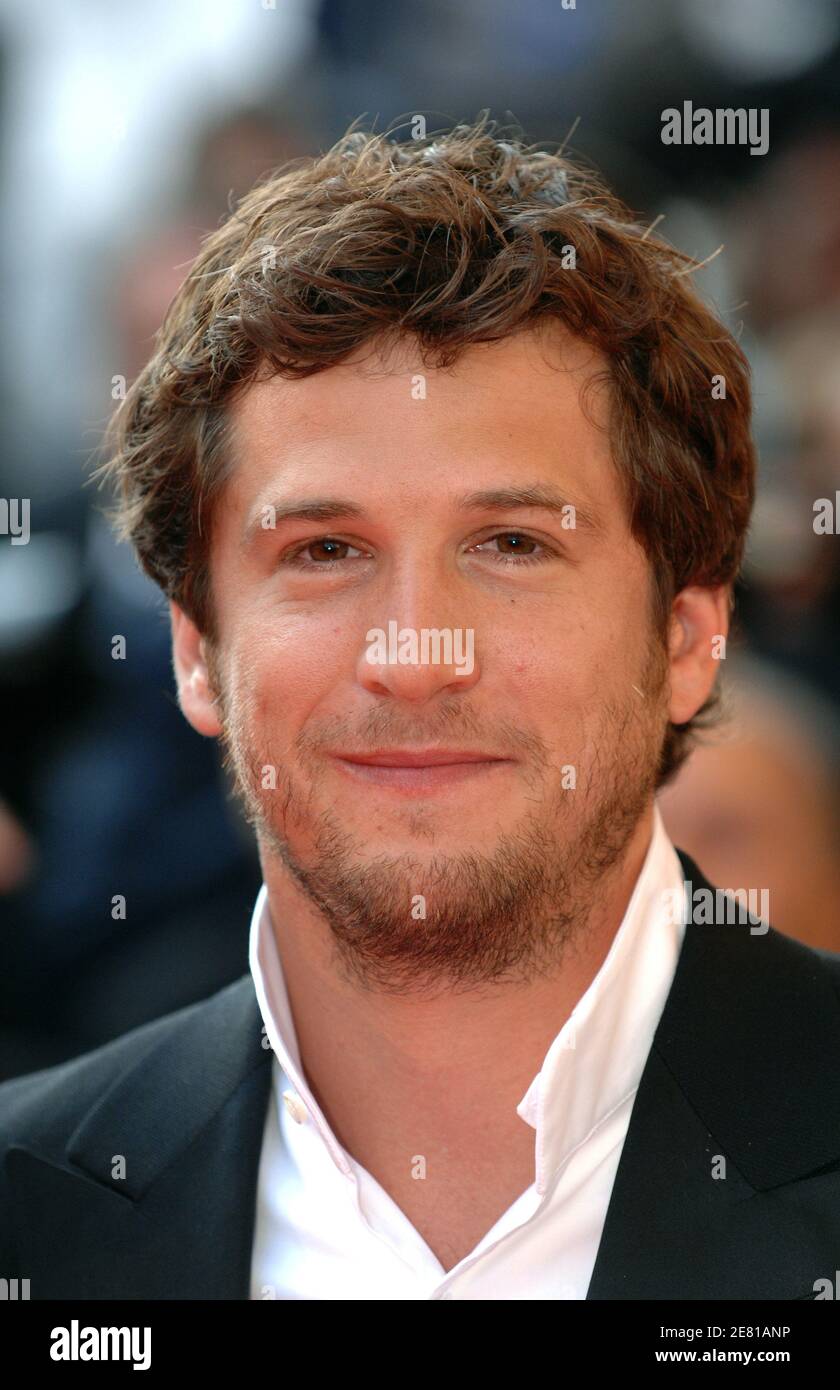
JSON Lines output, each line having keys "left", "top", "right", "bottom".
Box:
{"left": 282, "top": 1090, "right": 308, "bottom": 1124}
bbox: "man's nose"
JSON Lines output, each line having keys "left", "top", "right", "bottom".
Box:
{"left": 356, "top": 614, "right": 479, "bottom": 701}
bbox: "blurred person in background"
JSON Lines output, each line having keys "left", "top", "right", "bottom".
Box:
{"left": 730, "top": 135, "right": 840, "bottom": 711}
{"left": 659, "top": 652, "right": 840, "bottom": 952}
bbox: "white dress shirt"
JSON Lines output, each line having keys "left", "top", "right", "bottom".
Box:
{"left": 249, "top": 804, "right": 686, "bottom": 1300}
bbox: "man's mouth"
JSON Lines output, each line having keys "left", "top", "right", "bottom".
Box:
{"left": 329, "top": 747, "right": 515, "bottom": 792}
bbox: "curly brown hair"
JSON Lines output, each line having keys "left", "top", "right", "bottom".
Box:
{"left": 93, "top": 113, "right": 756, "bottom": 787}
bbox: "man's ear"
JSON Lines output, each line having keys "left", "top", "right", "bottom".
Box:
{"left": 170, "top": 601, "right": 223, "bottom": 737}
{"left": 667, "top": 585, "right": 731, "bottom": 726}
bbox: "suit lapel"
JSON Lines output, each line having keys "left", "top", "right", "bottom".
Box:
{"left": 587, "top": 851, "right": 840, "bottom": 1299}
{"left": 9, "top": 976, "right": 273, "bottom": 1298}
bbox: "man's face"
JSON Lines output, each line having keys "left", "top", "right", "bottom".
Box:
{"left": 177, "top": 326, "right": 674, "bottom": 991}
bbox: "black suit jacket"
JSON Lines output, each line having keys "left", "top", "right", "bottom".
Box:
{"left": 2, "top": 851, "right": 840, "bottom": 1300}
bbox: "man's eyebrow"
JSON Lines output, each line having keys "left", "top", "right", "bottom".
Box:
{"left": 243, "top": 497, "right": 367, "bottom": 544}
{"left": 243, "top": 484, "right": 602, "bottom": 544}
{"left": 453, "top": 485, "right": 603, "bottom": 533}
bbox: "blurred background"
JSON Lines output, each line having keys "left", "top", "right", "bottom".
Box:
{"left": 1, "top": 0, "right": 838, "bottom": 1080}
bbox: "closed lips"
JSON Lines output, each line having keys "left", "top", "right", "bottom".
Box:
{"left": 334, "top": 750, "right": 511, "bottom": 767}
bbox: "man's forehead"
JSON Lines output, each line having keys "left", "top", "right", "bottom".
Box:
{"left": 219, "top": 325, "right": 622, "bottom": 550}
{"left": 230, "top": 324, "right": 609, "bottom": 425}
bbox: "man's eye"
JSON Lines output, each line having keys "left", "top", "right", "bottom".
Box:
{"left": 471, "top": 532, "right": 552, "bottom": 565}
{"left": 281, "top": 532, "right": 554, "bottom": 570}
{"left": 283, "top": 538, "right": 365, "bottom": 568}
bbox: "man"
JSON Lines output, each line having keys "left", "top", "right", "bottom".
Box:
{"left": 2, "top": 117, "right": 839, "bottom": 1301}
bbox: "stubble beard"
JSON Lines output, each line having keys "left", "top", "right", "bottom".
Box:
{"left": 206, "top": 639, "right": 670, "bottom": 997}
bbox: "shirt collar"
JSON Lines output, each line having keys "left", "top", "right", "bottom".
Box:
{"left": 249, "top": 803, "right": 686, "bottom": 1192}
{"left": 248, "top": 880, "right": 356, "bottom": 1177}
{"left": 515, "top": 802, "right": 686, "bottom": 1191}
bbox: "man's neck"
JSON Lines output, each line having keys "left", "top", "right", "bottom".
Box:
{"left": 259, "top": 804, "right": 656, "bottom": 1178}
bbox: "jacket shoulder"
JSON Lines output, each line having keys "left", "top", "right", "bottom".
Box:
{"left": 812, "top": 942, "right": 840, "bottom": 994}
{"left": 0, "top": 974, "right": 255, "bottom": 1154}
